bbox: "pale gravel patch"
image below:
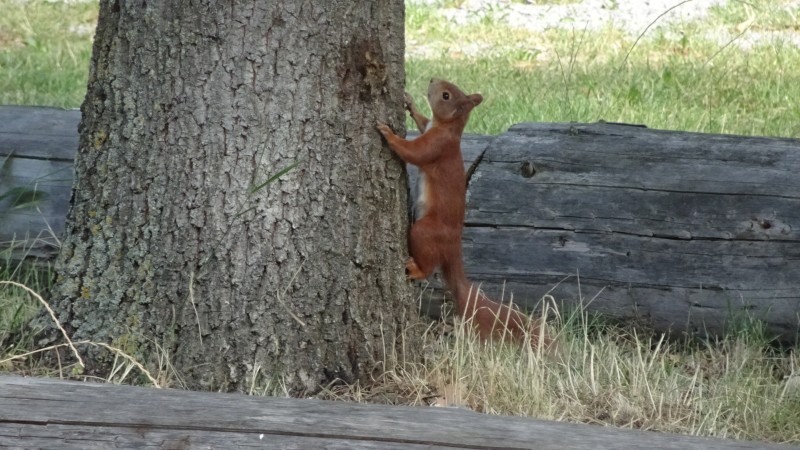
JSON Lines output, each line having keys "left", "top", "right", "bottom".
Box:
{"left": 443, "top": 0, "right": 728, "bottom": 35}
{"left": 407, "top": 0, "right": 800, "bottom": 55}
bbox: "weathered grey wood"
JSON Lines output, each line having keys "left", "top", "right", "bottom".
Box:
{"left": 0, "top": 423, "right": 438, "bottom": 449}
{"left": 0, "top": 107, "right": 78, "bottom": 261}
{"left": 461, "top": 123, "right": 800, "bottom": 341}
{"left": 0, "top": 376, "right": 791, "bottom": 449}
{"left": 0, "top": 106, "right": 81, "bottom": 160}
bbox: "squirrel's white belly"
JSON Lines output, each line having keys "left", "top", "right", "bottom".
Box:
{"left": 414, "top": 120, "right": 434, "bottom": 219}
{"left": 416, "top": 174, "right": 428, "bottom": 218}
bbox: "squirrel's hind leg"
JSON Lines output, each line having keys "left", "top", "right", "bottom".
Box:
{"left": 405, "top": 258, "right": 428, "bottom": 280}
{"left": 406, "top": 217, "right": 450, "bottom": 281}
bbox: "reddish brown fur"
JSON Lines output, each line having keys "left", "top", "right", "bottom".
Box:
{"left": 377, "top": 79, "right": 548, "bottom": 349}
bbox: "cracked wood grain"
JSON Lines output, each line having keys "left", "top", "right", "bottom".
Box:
{"left": 0, "top": 375, "right": 791, "bottom": 450}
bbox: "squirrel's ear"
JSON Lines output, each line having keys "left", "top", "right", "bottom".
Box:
{"left": 454, "top": 93, "right": 483, "bottom": 117}
{"left": 468, "top": 94, "right": 483, "bottom": 107}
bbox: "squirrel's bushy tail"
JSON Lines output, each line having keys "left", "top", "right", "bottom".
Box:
{"left": 441, "top": 259, "right": 547, "bottom": 347}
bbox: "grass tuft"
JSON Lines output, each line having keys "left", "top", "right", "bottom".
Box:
{"left": 320, "top": 298, "right": 800, "bottom": 444}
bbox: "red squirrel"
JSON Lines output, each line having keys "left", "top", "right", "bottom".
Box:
{"left": 376, "top": 79, "right": 548, "bottom": 348}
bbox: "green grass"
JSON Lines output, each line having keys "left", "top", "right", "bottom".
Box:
{"left": 1, "top": 0, "right": 799, "bottom": 444}
{"left": 0, "top": 0, "right": 97, "bottom": 107}
{"left": 0, "top": 254, "right": 51, "bottom": 373}
{"left": 405, "top": 1, "right": 800, "bottom": 137}
{"left": 3, "top": 1, "right": 799, "bottom": 137}
{"left": 710, "top": 0, "right": 800, "bottom": 32}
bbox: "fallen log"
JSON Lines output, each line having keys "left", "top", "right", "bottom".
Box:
{"left": 1, "top": 107, "right": 799, "bottom": 341}
{"left": 460, "top": 122, "right": 800, "bottom": 342}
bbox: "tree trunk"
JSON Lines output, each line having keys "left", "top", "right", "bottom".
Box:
{"left": 46, "top": 0, "right": 418, "bottom": 393}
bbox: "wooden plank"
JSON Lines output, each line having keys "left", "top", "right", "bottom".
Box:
{"left": 1, "top": 159, "right": 72, "bottom": 245}
{"left": 462, "top": 227, "right": 800, "bottom": 337}
{"left": 467, "top": 122, "right": 800, "bottom": 238}
{"left": 0, "top": 423, "right": 438, "bottom": 449}
{"left": 0, "top": 375, "right": 791, "bottom": 449}
{"left": 0, "top": 106, "right": 80, "bottom": 161}
{"left": 0, "top": 107, "right": 78, "bottom": 261}
{"left": 462, "top": 122, "right": 800, "bottom": 341}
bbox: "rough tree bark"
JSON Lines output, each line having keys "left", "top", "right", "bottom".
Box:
{"left": 45, "top": 0, "right": 419, "bottom": 393}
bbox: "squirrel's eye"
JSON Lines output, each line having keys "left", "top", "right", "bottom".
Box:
{"left": 442, "top": 92, "right": 450, "bottom": 100}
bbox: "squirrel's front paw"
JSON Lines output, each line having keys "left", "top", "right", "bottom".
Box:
{"left": 375, "top": 122, "right": 393, "bottom": 137}
{"left": 403, "top": 92, "right": 415, "bottom": 112}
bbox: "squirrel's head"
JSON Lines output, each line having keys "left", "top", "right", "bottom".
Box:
{"left": 427, "top": 78, "right": 483, "bottom": 123}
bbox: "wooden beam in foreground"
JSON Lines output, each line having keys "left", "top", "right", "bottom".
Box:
{"left": 0, "top": 375, "right": 792, "bottom": 449}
